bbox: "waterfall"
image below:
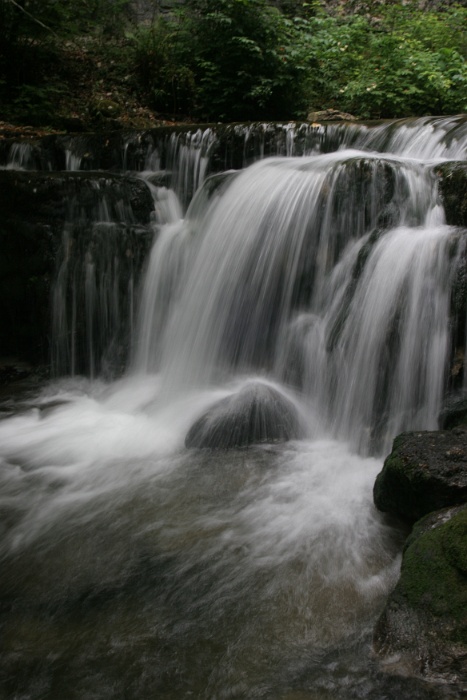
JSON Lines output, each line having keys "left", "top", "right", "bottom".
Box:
{"left": 132, "top": 145, "right": 465, "bottom": 453}
{"left": 0, "top": 116, "right": 466, "bottom": 700}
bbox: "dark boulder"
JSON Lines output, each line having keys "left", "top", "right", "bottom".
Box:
{"left": 373, "top": 504, "right": 467, "bottom": 685}
{"left": 373, "top": 429, "right": 467, "bottom": 523}
{"left": 185, "top": 382, "right": 304, "bottom": 449}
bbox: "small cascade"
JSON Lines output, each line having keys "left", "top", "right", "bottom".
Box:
{"left": 4, "top": 141, "right": 36, "bottom": 170}
{"left": 2, "top": 114, "right": 465, "bottom": 200}
{"left": 132, "top": 220, "right": 191, "bottom": 373}
{"left": 349, "top": 115, "right": 467, "bottom": 160}
{"left": 51, "top": 176, "right": 155, "bottom": 377}
{"left": 65, "top": 149, "right": 83, "bottom": 171}
{"left": 301, "top": 223, "right": 464, "bottom": 452}
{"left": 161, "top": 128, "right": 218, "bottom": 207}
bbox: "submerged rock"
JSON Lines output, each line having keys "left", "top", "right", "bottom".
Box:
{"left": 373, "top": 429, "right": 467, "bottom": 523}
{"left": 185, "top": 382, "right": 304, "bottom": 449}
{"left": 373, "top": 504, "right": 467, "bottom": 686}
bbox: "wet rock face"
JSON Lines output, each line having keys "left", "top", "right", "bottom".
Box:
{"left": 0, "top": 171, "right": 154, "bottom": 365}
{"left": 437, "top": 162, "right": 467, "bottom": 228}
{"left": 440, "top": 396, "right": 467, "bottom": 430}
{"left": 373, "top": 504, "right": 467, "bottom": 685}
{"left": 0, "top": 172, "right": 62, "bottom": 363}
{"left": 373, "top": 429, "right": 467, "bottom": 524}
{"left": 185, "top": 382, "right": 304, "bottom": 449}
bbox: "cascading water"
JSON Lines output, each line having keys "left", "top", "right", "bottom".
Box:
{"left": 50, "top": 177, "right": 154, "bottom": 378}
{"left": 133, "top": 149, "right": 463, "bottom": 455}
{"left": 0, "top": 116, "right": 466, "bottom": 700}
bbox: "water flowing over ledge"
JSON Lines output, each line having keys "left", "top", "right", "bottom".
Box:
{"left": 0, "top": 116, "right": 466, "bottom": 699}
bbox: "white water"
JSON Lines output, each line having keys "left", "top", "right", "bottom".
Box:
{"left": 1, "top": 116, "right": 466, "bottom": 699}
{"left": 133, "top": 148, "right": 463, "bottom": 454}
{"left": 0, "top": 375, "right": 403, "bottom": 697}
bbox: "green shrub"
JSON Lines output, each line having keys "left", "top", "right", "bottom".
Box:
{"left": 185, "top": 0, "right": 310, "bottom": 120}
{"left": 295, "top": 4, "right": 467, "bottom": 118}
{"left": 131, "top": 0, "right": 311, "bottom": 121}
{"left": 130, "top": 18, "right": 196, "bottom": 117}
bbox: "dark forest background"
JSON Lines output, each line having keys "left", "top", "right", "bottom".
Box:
{"left": 0, "top": 0, "right": 465, "bottom": 129}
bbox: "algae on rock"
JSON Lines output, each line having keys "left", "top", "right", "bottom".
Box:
{"left": 374, "top": 505, "right": 467, "bottom": 684}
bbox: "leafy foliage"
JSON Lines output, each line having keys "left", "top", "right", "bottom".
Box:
{"left": 132, "top": 0, "right": 311, "bottom": 121}
{"left": 295, "top": 4, "right": 467, "bottom": 118}
{"left": 131, "top": 0, "right": 467, "bottom": 121}
{"left": 130, "top": 17, "right": 196, "bottom": 117}
{"left": 0, "top": 0, "right": 466, "bottom": 127}
{"left": 0, "top": 0, "right": 131, "bottom": 125}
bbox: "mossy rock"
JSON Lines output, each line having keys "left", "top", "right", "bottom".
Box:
{"left": 90, "top": 98, "right": 122, "bottom": 121}
{"left": 373, "top": 430, "right": 467, "bottom": 523}
{"left": 374, "top": 505, "right": 467, "bottom": 683}
{"left": 442, "top": 508, "right": 467, "bottom": 577}
{"left": 402, "top": 507, "right": 467, "bottom": 621}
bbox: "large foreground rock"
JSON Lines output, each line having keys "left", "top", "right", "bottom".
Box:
{"left": 374, "top": 504, "right": 467, "bottom": 686}
{"left": 373, "top": 429, "right": 467, "bottom": 523}
{"left": 185, "top": 382, "right": 304, "bottom": 449}
{"left": 373, "top": 427, "right": 467, "bottom": 687}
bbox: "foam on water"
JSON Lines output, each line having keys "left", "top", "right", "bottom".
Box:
{"left": 0, "top": 378, "right": 399, "bottom": 678}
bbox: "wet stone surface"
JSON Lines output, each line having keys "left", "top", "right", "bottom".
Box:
{"left": 374, "top": 429, "right": 467, "bottom": 524}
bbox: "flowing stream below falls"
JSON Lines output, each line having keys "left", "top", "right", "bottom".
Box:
{"left": 1, "top": 116, "right": 467, "bottom": 699}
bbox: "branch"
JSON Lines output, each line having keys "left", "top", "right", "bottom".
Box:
{"left": 7, "top": 0, "right": 59, "bottom": 37}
